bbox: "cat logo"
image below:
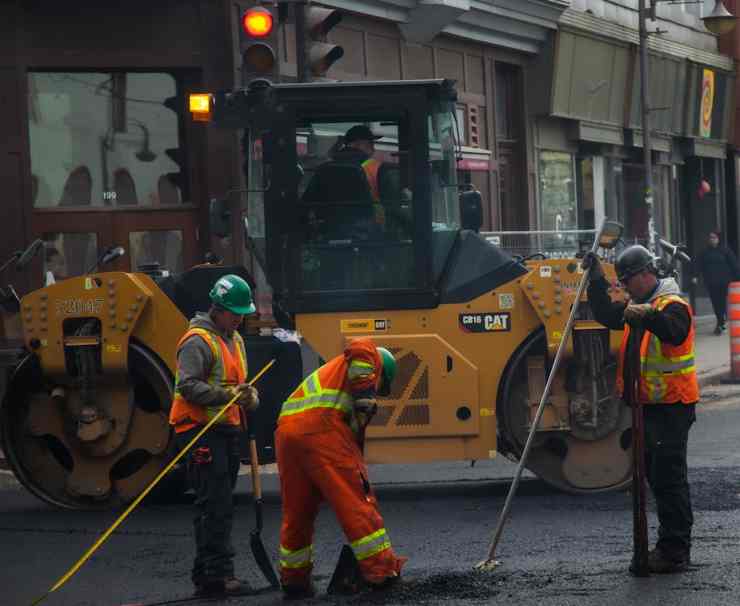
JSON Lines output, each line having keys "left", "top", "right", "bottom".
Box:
{"left": 459, "top": 312, "right": 511, "bottom": 333}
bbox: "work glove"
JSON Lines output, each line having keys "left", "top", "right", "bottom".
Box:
{"left": 581, "top": 251, "right": 604, "bottom": 280}
{"left": 352, "top": 397, "right": 378, "bottom": 432}
{"left": 623, "top": 303, "right": 654, "bottom": 327}
{"left": 232, "top": 384, "right": 260, "bottom": 412}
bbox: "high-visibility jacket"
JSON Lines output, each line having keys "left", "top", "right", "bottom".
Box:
{"left": 276, "top": 337, "right": 405, "bottom": 586}
{"left": 616, "top": 294, "right": 698, "bottom": 405}
{"left": 361, "top": 158, "right": 381, "bottom": 202}
{"left": 278, "top": 337, "right": 381, "bottom": 435}
{"left": 169, "top": 327, "right": 247, "bottom": 433}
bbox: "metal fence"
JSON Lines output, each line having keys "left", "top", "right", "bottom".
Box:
{"left": 481, "top": 229, "right": 597, "bottom": 260}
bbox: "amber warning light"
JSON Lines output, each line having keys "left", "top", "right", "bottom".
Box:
{"left": 243, "top": 7, "right": 273, "bottom": 37}
{"left": 189, "top": 94, "right": 212, "bottom": 122}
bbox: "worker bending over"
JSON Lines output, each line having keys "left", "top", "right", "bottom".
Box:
{"left": 276, "top": 337, "right": 407, "bottom": 598}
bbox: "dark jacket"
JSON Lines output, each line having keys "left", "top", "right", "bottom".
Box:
{"left": 587, "top": 277, "right": 692, "bottom": 405}
{"left": 698, "top": 245, "right": 740, "bottom": 287}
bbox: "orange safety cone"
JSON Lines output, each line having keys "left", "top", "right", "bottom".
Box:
{"left": 725, "top": 282, "right": 740, "bottom": 382}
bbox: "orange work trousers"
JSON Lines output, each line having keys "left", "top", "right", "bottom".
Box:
{"left": 275, "top": 416, "right": 406, "bottom": 588}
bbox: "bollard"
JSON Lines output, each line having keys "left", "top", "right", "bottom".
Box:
{"left": 726, "top": 282, "right": 740, "bottom": 383}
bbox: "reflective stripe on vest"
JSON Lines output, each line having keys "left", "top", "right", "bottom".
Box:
{"left": 361, "top": 158, "right": 380, "bottom": 201}
{"left": 279, "top": 543, "right": 313, "bottom": 569}
{"left": 279, "top": 369, "right": 354, "bottom": 418}
{"left": 616, "top": 294, "right": 698, "bottom": 405}
{"left": 347, "top": 359, "right": 375, "bottom": 382}
{"left": 169, "top": 327, "right": 247, "bottom": 431}
{"left": 351, "top": 528, "right": 392, "bottom": 561}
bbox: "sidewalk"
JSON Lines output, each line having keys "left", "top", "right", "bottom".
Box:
{"left": 694, "top": 314, "right": 731, "bottom": 386}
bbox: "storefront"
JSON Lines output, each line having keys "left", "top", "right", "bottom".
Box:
{"left": 527, "top": 12, "right": 734, "bottom": 273}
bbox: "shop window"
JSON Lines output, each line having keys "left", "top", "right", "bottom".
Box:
{"left": 42, "top": 233, "right": 98, "bottom": 281}
{"left": 129, "top": 230, "right": 183, "bottom": 274}
{"left": 28, "top": 72, "right": 186, "bottom": 208}
{"left": 539, "top": 150, "right": 577, "bottom": 232}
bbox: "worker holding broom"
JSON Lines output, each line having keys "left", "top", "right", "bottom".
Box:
{"left": 275, "top": 337, "right": 407, "bottom": 599}
{"left": 169, "top": 274, "right": 260, "bottom": 597}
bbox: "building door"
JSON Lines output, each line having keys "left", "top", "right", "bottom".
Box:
{"left": 495, "top": 62, "right": 527, "bottom": 229}
{"left": 27, "top": 71, "right": 201, "bottom": 283}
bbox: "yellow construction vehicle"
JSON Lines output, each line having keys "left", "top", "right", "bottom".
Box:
{"left": 0, "top": 250, "right": 301, "bottom": 509}
{"left": 203, "top": 79, "right": 631, "bottom": 493}
{"left": 0, "top": 79, "right": 631, "bottom": 510}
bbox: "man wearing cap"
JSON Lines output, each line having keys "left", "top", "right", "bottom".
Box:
{"left": 332, "top": 125, "right": 385, "bottom": 224}
{"left": 585, "top": 245, "right": 698, "bottom": 574}
{"left": 169, "top": 274, "right": 259, "bottom": 597}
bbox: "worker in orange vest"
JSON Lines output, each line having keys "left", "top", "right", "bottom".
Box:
{"left": 586, "top": 245, "right": 698, "bottom": 574}
{"left": 276, "top": 337, "right": 406, "bottom": 599}
{"left": 169, "top": 274, "right": 259, "bottom": 597}
{"left": 333, "top": 124, "right": 385, "bottom": 224}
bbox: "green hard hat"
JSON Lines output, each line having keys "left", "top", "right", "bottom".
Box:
{"left": 377, "top": 347, "right": 397, "bottom": 397}
{"left": 209, "top": 274, "right": 256, "bottom": 315}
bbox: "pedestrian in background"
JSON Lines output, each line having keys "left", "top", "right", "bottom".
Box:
{"left": 169, "top": 274, "right": 259, "bottom": 597}
{"left": 697, "top": 230, "right": 739, "bottom": 335}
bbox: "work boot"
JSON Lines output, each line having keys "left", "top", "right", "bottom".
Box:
{"left": 195, "top": 576, "right": 252, "bottom": 597}
{"left": 647, "top": 548, "right": 690, "bottom": 574}
{"left": 628, "top": 557, "right": 649, "bottom": 576}
{"left": 282, "top": 582, "right": 316, "bottom": 601}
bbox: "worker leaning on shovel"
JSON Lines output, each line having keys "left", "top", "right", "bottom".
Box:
{"left": 275, "top": 337, "right": 407, "bottom": 599}
{"left": 169, "top": 274, "right": 260, "bottom": 597}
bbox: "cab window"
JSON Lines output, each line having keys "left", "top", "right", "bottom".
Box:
{"left": 295, "top": 117, "right": 416, "bottom": 293}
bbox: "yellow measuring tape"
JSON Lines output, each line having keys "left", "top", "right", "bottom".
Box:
{"left": 31, "top": 358, "right": 276, "bottom": 606}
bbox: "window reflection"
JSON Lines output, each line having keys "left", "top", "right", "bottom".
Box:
{"left": 43, "top": 233, "right": 99, "bottom": 281}
{"left": 28, "top": 72, "right": 186, "bottom": 208}
{"left": 129, "top": 230, "right": 184, "bottom": 274}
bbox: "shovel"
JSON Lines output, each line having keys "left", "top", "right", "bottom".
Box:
{"left": 244, "top": 413, "right": 280, "bottom": 588}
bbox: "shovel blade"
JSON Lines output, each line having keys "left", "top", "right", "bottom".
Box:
{"left": 250, "top": 530, "right": 280, "bottom": 588}
{"left": 327, "top": 545, "right": 364, "bottom": 595}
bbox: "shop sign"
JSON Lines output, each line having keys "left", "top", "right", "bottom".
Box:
{"left": 700, "top": 68, "right": 715, "bottom": 138}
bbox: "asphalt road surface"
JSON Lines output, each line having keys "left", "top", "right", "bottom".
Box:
{"left": 3, "top": 388, "right": 740, "bottom": 606}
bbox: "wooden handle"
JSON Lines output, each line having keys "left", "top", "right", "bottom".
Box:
{"left": 249, "top": 438, "right": 262, "bottom": 500}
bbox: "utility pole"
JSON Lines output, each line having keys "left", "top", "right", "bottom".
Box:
{"left": 638, "top": 0, "right": 656, "bottom": 253}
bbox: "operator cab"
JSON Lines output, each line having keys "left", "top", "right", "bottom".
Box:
{"left": 210, "top": 79, "right": 524, "bottom": 321}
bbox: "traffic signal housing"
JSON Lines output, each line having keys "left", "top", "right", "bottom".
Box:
{"left": 240, "top": 5, "right": 278, "bottom": 84}
{"left": 305, "top": 6, "right": 343, "bottom": 78}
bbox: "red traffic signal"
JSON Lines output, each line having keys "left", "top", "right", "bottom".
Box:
{"left": 242, "top": 7, "right": 273, "bottom": 38}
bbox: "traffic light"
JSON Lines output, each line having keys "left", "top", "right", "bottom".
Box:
{"left": 162, "top": 94, "right": 189, "bottom": 199}
{"left": 305, "top": 6, "right": 343, "bottom": 78}
{"left": 240, "top": 5, "right": 278, "bottom": 84}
